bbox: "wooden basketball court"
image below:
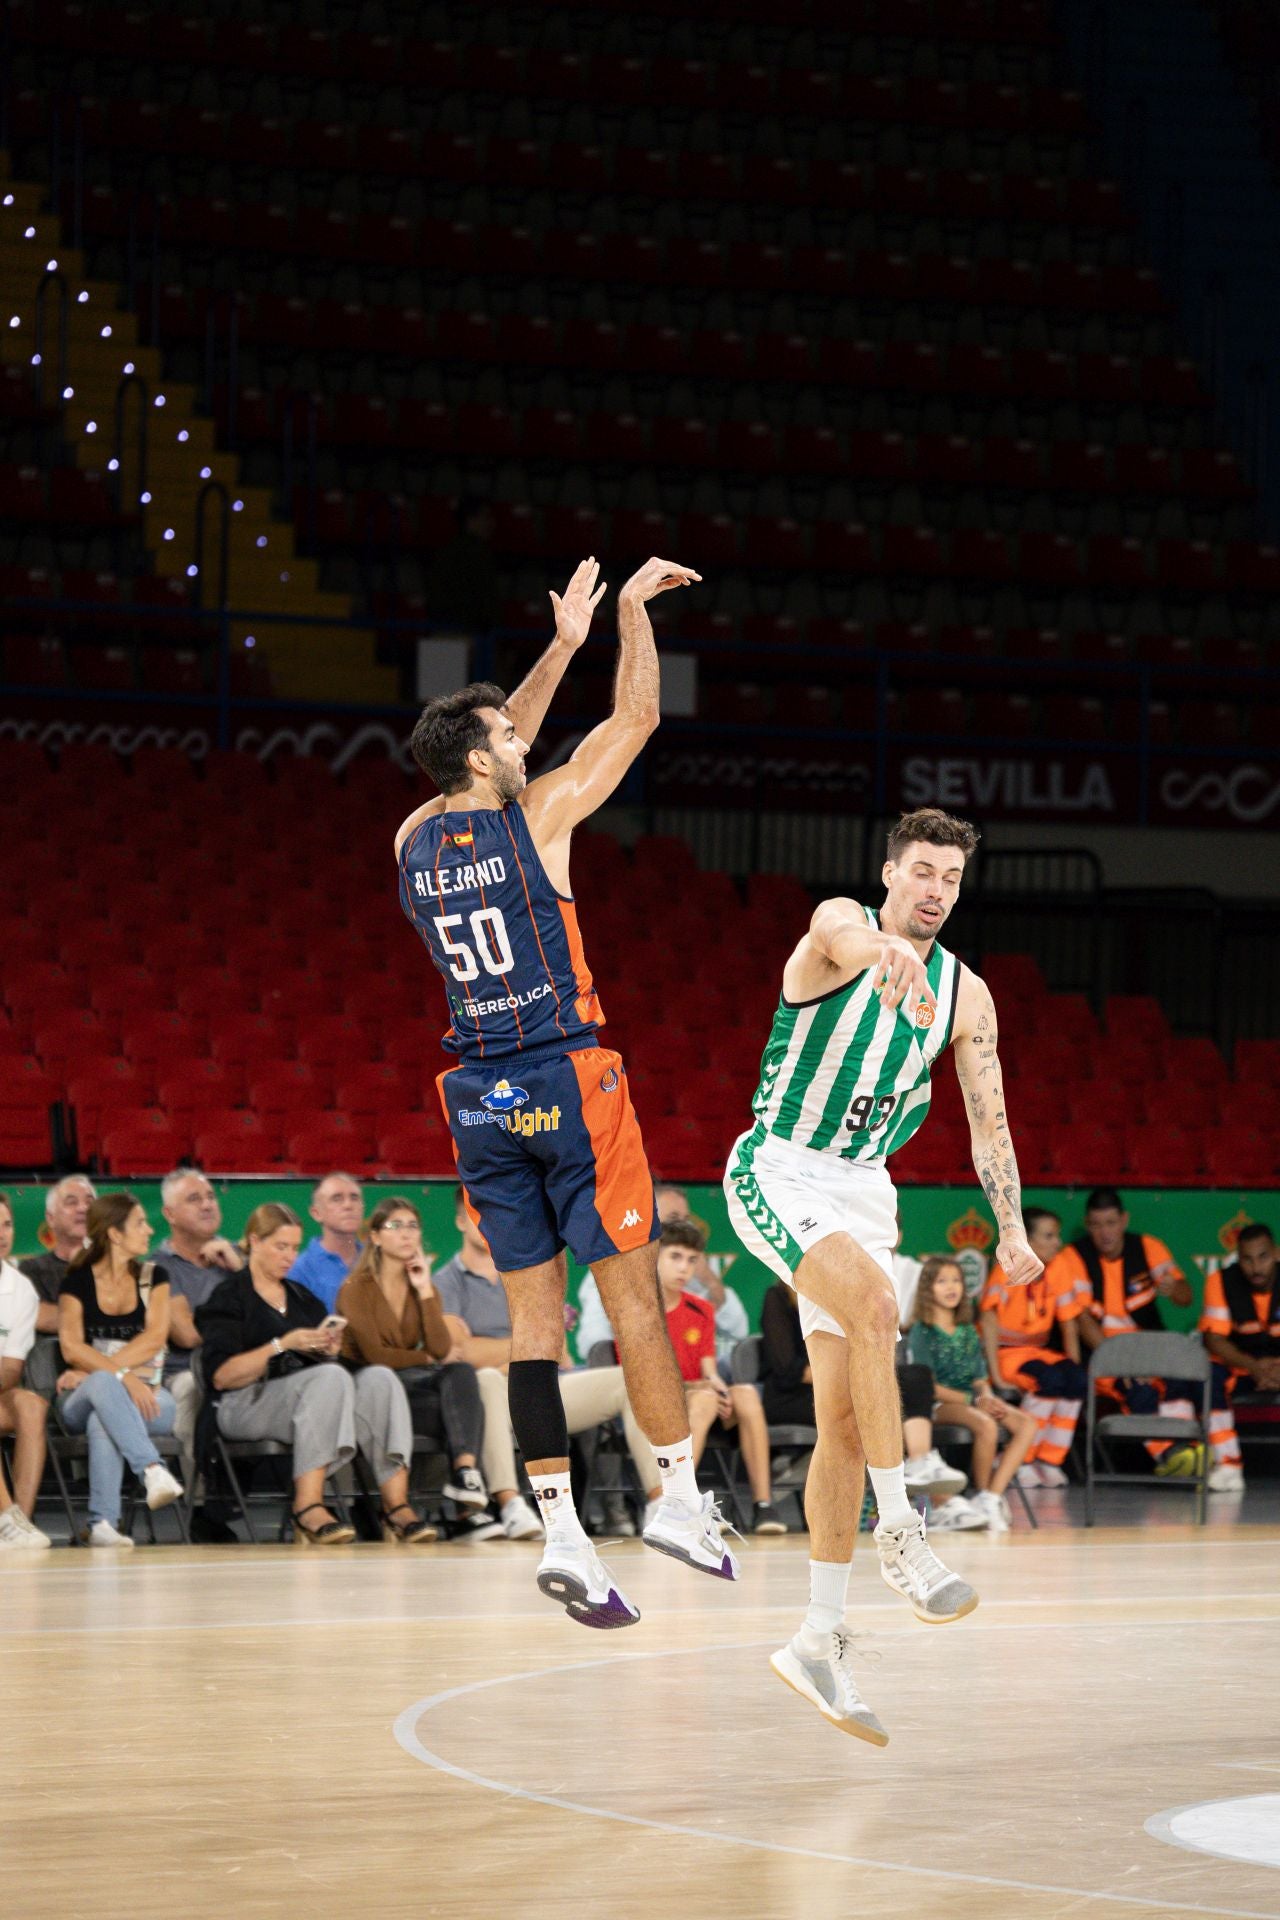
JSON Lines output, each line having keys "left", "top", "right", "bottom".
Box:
{"left": 5, "top": 1522, "right": 1279, "bottom": 1920}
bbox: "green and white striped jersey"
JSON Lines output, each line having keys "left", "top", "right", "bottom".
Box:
{"left": 748, "top": 904, "right": 961, "bottom": 1166}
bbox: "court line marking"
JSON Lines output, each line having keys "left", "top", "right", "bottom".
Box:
{"left": 6, "top": 1605, "right": 1280, "bottom": 1640}
{"left": 393, "top": 1643, "right": 1279, "bottom": 1920}
{"left": 1147, "top": 1798, "right": 1280, "bottom": 1869}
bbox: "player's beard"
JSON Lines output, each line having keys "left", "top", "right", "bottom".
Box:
{"left": 492, "top": 759, "right": 523, "bottom": 803}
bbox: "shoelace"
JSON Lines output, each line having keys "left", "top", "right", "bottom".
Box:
{"left": 892, "top": 1523, "right": 953, "bottom": 1588}
{"left": 831, "top": 1628, "right": 882, "bottom": 1672}
{"left": 703, "top": 1498, "right": 744, "bottom": 1545}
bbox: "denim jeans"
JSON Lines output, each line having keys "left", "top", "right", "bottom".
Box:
{"left": 59, "top": 1372, "right": 177, "bottom": 1528}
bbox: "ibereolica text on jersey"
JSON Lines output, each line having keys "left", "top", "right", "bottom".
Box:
{"left": 412, "top": 856, "right": 508, "bottom": 900}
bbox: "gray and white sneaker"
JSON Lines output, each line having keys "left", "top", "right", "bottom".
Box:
{"left": 642, "top": 1492, "right": 740, "bottom": 1580}
{"left": 536, "top": 1531, "right": 640, "bottom": 1630}
{"left": 443, "top": 1466, "right": 489, "bottom": 1511}
{"left": 875, "top": 1510, "right": 979, "bottom": 1624}
{"left": 904, "top": 1449, "right": 967, "bottom": 1500}
{"left": 8, "top": 1507, "right": 52, "bottom": 1549}
{"left": 499, "top": 1495, "right": 542, "bottom": 1540}
{"left": 0, "top": 1509, "right": 32, "bottom": 1552}
{"left": 770, "top": 1629, "right": 888, "bottom": 1746}
{"left": 927, "top": 1495, "right": 988, "bottom": 1532}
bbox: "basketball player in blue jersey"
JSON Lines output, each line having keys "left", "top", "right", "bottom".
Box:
{"left": 723, "top": 808, "right": 1043, "bottom": 1740}
{"left": 394, "top": 556, "right": 739, "bottom": 1628}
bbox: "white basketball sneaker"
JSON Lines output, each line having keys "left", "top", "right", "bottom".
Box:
{"left": 88, "top": 1519, "right": 134, "bottom": 1549}
{"left": 770, "top": 1630, "right": 888, "bottom": 1745}
{"left": 642, "top": 1492, "right": 741, "bottom": 1580}
{"left": 536, "top": 1531, "right": 640, "bottom": 1630}
{"left": 904, "top": 1449, "right": 968, "bottom": 1499}
{"left": 875, "top": 1510, "right": 979, "bottom": 1623}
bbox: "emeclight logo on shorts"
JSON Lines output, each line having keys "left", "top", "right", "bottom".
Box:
{"left": 459, "top": 1079, "right": 563, "bottom": 1136}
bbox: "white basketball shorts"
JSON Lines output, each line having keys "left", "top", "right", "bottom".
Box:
{"left": 723, "top": 1125, "right": 901, "bottom": 1341}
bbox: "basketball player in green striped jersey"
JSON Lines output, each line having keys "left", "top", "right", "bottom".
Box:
{"left": 724, "top": 807, "right": 1043, "bottom": 1743}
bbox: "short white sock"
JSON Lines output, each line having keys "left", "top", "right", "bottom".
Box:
{"left": 528, "top": 1471, "right": 585, "bottom": 1540}
{"left": 868, "top": 1462, "right": 913, "bottom": 1528}
{"left": 654, "top": 1438, "right": 701, "bottom": 1510}
{"left": 800, "top": 1558, "right": 851, "bottom": 1648}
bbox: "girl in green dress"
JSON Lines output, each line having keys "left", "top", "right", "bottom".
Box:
{"left": 909, "top": 1257, "right": 1039, "bottom": 1531}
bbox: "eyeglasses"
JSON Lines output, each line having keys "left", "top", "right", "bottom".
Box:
{"left": 381, "top": 1219, "right": 419, "bottom": 1233}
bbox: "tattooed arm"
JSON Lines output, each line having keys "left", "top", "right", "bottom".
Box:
{"left": 952, "top": 970, "right": 1044, "bottom": 1288}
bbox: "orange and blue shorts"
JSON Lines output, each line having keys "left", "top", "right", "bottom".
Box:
{"left": 437, "top": 1040, "right": 658, "bottom": 1274}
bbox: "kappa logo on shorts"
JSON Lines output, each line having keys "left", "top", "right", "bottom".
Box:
{"left": 600, "top": 1067, "right": 620, "bottom": 1093}
{"left": 619, "top": 1208, "right": 643, "bottom": 1229}
{"left": 480, "top": 1079, "right": 529, "bottom": 1114}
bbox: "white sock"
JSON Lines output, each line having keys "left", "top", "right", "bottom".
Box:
{"left": 798, "top": 1559, "right": 851, "bottom": 1650}
{"left": 868, "top": 1462, "right": 914, "bottom": 1528}
{"left": 654, "top": 1438, "right": 701, "bottom": 1510}
{"left": 528, "top": 1471, "right": 585, "bottom": 1541}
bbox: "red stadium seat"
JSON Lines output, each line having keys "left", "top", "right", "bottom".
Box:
{"left": 375, "top": 1116, "right": 457, "bottom": 1178}
{"left": 1124, "top": 1124, "right": 1205, "bottom": 1185}
{"left": 193, "top": 1115, "right": 286, "bottom": 1172}
{"left": 284, "top": 1117, "right": 376, "bottom": 1173}
{"left": 1046, "top": 1123, "right": 1127, "bottom": 1183}
{"left": 1204, "top": 1128, "right": 1277, "bottom": 1187}
{"left": 101, "top": 1112, "right": 190, "bottom": 1176}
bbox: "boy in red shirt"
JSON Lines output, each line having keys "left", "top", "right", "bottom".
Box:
{"left": 657, "top": 1220, "right": 785, "bottom": 1534}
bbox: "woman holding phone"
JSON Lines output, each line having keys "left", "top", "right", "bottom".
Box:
{"left": 197, "top": 1201, "right": 433, "bottom": 1545}
{"left": 338, "top": 1196, "right": 489, "bottom": 1512}
{"left": 57, "top": 1191, "right": 185, "bottom": 1547}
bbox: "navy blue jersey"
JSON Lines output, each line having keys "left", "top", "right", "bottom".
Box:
{"left": 399, "top": 803, "right": 603, "bottom": 1061}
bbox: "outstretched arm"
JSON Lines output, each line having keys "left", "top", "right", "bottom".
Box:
{"left": 952, "top": 971, "right": 1043, "bottom": 1288}
{"left": 394, "top": 558, "right": 607, "bottom": 856}
{"left": 504, "top": 557, "right": 607, "bottom": 745}
{"left": 522, "top": 556, "right": 699, "bottom": 839}
{"left": 809, "top": 899, "right": 936, "bottom": 1013}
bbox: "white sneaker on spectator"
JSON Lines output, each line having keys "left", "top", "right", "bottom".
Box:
{"left": 1208, "top": 1464, "right": 1246, "bottom": 1493}
{"left": 456, "top": 1512, "right": 504, "bottom": 1542}
{"left": 771, "top": 1628, "right": 888, "bottom": 1745}
{"left": 88, "top": 1519, "right": 134, "bottom": 1549}
{"left": 500, "top": 1495, "right": 542, "bottom": 1540}
{"left": 970, "top": 1489, "right": 1012, "bottom": 1532}
{"left": 443, "top": 1466, "right": 489, "bottom": 1511}
{"left": 8, "top": 1507, "right": 52, "bottom": 1549}
{"left": 0, "top": 1509, "right": 32, "bottom": 1551}
{"left": 1034, "top": 1463, "right": 1069, "bottom": 1487}
{"left": 875, "top": 1510, "right": 979, "bottom": 1623}
{"left": 928, "top": 1496, "right": 987, "bottom": 1532}
{"left": 904, "top": 1450, "right": 967, "bottom": 1499}
{"left": 1014, "top": 1463, "right": 1044, "bottom": 1488}
{"left": 536, "top": 1530, "right": 640, "bottom": 1629}
{"left": 143, "top": 1463, "right": 183, "bottom": 1511}
{"left": 642, "top": 1492, "right": 740, "bottom": 1580}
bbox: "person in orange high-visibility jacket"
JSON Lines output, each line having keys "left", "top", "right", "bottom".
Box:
{"left": 1057, "top": 1187, "right": 1242, "bottom": 1491}
{"left": 980, "top": 1207, "right": 1089, "bottom": 1486}
{"left": 1196, "top": 1221, "right": 1280, "bottom": 1492}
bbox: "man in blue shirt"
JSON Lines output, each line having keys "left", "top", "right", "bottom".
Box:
{"left": 288, "top": 1172, "right": 364, "bottom": 1313}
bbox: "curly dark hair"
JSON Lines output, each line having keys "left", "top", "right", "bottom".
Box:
{"left": 410, "top": 681, "right": 507, "bottom": 795}
{"left": 886, "top": 808, "right": 980, "bottom": 864}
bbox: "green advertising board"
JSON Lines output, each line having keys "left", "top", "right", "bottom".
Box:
{"left": 6, "top": 1178, "right": 1270, "bottom": 1348}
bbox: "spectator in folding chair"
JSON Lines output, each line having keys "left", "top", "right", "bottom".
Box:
{"left": 574, "top": 1183, "right": 749, "bottom": 1379}
{"left": 657, "top": 1220, "right": 786, "bottom": 1534}
{"left": 338, "top": 1195, "right": 490, "bottom": 1519}
{"left": 155, "top": 1168, "right": 244, "bottom": 1541}
{"left": 0, "top": 1192, "right": 51, "bottom": 1550}
{"left": 288, "top": 1172, "right": 365, "bottom": 1313}
{"left": 197, "top": 1203, "right": 434, "bottom": 1546}
{"left": 1060, "top": 1188, "right": 1242, "bottom": 1491}
{"left": 1198, "top": 1221, "right": 1280, "bottom": 1493}
{"left": 435, "top": 1188, "right": 657, "bottom": 1539}
{"left": 55, "top": 1192, "right": 185, "bottom": 1548}
{"left": 20, "top": 1174, "right": 96, "bottom": 1335}
{"left": 908, "top": 1257, "right": 1039, "bottom": 1532}
{"left": 980, "top": 1206, "right": 1090, "bottom": 1488}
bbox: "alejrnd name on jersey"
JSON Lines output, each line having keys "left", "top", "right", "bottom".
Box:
{"left": 413, "top": 855, "right": 508, "bottom": 900}
{"left": 459, "top": 981, "right": 555, "bottom": 1020}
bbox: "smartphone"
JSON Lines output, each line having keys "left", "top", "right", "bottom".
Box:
{"left": 319, "top": 1314, "right": 347, "bottom": 1335}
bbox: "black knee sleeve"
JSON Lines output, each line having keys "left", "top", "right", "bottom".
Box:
{"left": 895, "top": 1362, "right": 935, "bottom": 1425}
{"left": 507, "top": 1359, "right": 569, "bottom": 1463}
